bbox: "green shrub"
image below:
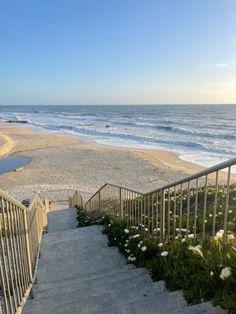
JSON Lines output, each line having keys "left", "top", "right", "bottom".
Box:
{"left": 103, "top": 218, "right": 236, "bottom": 312}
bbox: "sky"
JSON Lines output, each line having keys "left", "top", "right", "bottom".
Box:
{"left": 0, "top": 0, "right": 236, "bottom": 105}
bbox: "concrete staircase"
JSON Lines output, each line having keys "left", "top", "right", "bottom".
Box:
{"left": 23, "top": 206, "right": 225, "bottom": 314}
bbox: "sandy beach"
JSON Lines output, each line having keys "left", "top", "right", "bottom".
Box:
{"left": 0, "top": 122, "right": 231, "bottom": 202}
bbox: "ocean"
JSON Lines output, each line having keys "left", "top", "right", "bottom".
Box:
{"left": 0, "top": 104, "right": 235, "bottom": 170}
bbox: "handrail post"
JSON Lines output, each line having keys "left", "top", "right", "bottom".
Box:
{"left": 75, "top": 193, "right": 77, "bottom": 207}
{"left": 160, "top": 189, "right": 165, "bottom": 242}
{"left": 98, "top": 191, "right": 101, "bottom": 211}
{"left": 23, "top": 210, "right": 33, "bottom": 281}
{"left": 80, "top": 193, "right": 83, "bottom": 207}
{"left": 119, "top": 188, "right": 123, "bottom": 219}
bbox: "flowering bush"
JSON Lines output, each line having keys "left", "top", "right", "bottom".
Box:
{"left": 76, "top": 206, "right": 109, "bottom": 227}
{"left": 102, "top": 217, "right": 236, "bottom": 312}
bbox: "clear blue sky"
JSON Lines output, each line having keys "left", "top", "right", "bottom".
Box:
{"left": 0, "top": 0, "right": 235, "bottom": 105}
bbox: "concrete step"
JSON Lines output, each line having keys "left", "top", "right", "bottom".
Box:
{"left": 37, "top": 252, "right": 127, "bottom": 283}
{"left": 43, "top": 225, "right": 104, "bottom": 244}
{"left": 169, "top": 301, "right": 226, "bottom": 314}
{"left": 40, "top": 240, "right": 121, "bottom": 261}
{"left": 34, "top": 267, "right": 151, "bottom": 296}
{"left": 90, "top": 290, "right": 187, "bottom": 314}
{"left": 30, "top": 275, "right": 163, "bottom": 304}
{"left": 23, "top": 290, "right": 186, "bottom": 314}
{"left": 48, "top": 207, "right": 77, "bottom": 233}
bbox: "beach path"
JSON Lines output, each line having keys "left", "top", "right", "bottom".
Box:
{"left": 22, "top": 204, "right": 224, "bottom": 314}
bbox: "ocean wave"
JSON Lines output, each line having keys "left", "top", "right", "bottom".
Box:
{"left": 1, "top": 104, "right": 236, "bottom": 167}
{"left": 30, "top": 122, "right": 235, "bottom": 155}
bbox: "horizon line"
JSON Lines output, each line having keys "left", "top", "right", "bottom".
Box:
{"left": 1, "top": 103, "right": 236, "bottom": 106}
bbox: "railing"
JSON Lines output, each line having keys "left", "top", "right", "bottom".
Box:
{"left": 0, "top": 189, "right": 48, "bottom": 314}
{"left": 69, "top": 191, "right": 85, "bottom": 209}
{"left": 71, "top": 157, "right": 236, "bottom": 242}
{"left": 40, "top": 189, "right": 77, "bottom": 203}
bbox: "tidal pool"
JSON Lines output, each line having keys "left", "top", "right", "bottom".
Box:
{"left": 0, "top": 156, "right": 31, "bottom": 174}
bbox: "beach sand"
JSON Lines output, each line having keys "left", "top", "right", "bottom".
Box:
{"left": 0, "top": 122, "right": 229, "bottom": 202}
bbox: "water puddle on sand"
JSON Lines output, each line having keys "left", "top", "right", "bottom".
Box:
{"left": 0, "top": 156, "right": 31, "bottom": 174}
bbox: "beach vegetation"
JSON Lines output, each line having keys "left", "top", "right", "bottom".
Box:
{"left": 102, "top": 217, "right": 236, "bottom": 312}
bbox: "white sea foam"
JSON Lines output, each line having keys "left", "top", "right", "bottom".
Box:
{"left": 0, "top": 104, "right": 235, "bottom": 171}
{"left": 179, "top": 153, "right": 236, "bottom": 173}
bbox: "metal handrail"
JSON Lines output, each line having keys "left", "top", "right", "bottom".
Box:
{"left": 71, "top": 156, "right": 236, "bottom": 242}
{"left": 148, "top": 156, "right": 236, "bottom": 194}
{"left": 84, "top": 157, "right": 236, "bottom": 203}
{"left": 0, "top": 188, "right": 48, "bottom": 314}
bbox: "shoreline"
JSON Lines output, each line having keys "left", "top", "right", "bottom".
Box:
{"left": 0, "top": 122, "right": 234, "bottom": 202}
{"left": 0, "top": 122, "right": 203, "bottom": 175}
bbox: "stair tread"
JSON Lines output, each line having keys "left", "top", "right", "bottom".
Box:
{"left": 35, "top": 267, "right": 151, "bottom": 294}
{"left": 169, "top": 301, "right": 226, "bottom": 314}
{"left": 23, "top": 289, "right": 185, "bottom": 314}
{"left": 28, "top": 278, "right": 165, "bottom": 305}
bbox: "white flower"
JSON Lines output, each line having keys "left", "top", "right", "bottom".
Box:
{"left": 188, "top": 234, "right": 194, "bottom": 239}
{"left": 215, "top": 230, "right": 224, "bottom": 239}
{"left": 137, "top": 244, "right": 141, "bottom": 248}
{"left": 139, "top": 241, "right": 143, "bottom": 244}
{"left": 124, "top": 229, "right": 129, "bottom": 234}
{"left": 141, "top": 246, "right": 147, "bottom": 252}
{"left": 209, "top": 214, "right": 212, "bottom": 217}
{"left": 125, "top": 239, "right": 129, "bottom": 243}
{"left": 182, "top": 238, "right": 186, "bottom": 242}
{"left": 210, "top": 271, "right": 214, "bottom": 277}
{"left": 114, "top": 237, "right": 116, "bottom": 240}
{"left": 161, "top": 251, "right": 168, "bottom": 257}
{"left": 229, "top": 210, "right": 232, "bottom": 213}
{"left": 128, "top": 256, "right": 136, "bottom": 262}
{"left": 144, "top": 228, "right": 149, "bottom": 232}
{"left": 125, "top": 244, "right": 128, "bottom": 247}
{"left": 158, "top": 243, "right": 163, "bottom": 247}
{"left": 108, "top": 224, "right": 111, "bottom": 227}
{"left": 220, "top": 267, "right": 232, "bottom": 280}
{"left": 188, "top": 245, "right": 204, "bottom": 258}
{"left": 133, "top": 234, "right": 140, "bottom": 238}
{"left": 227, "top": 234, "right": 235, "bottom": 240}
